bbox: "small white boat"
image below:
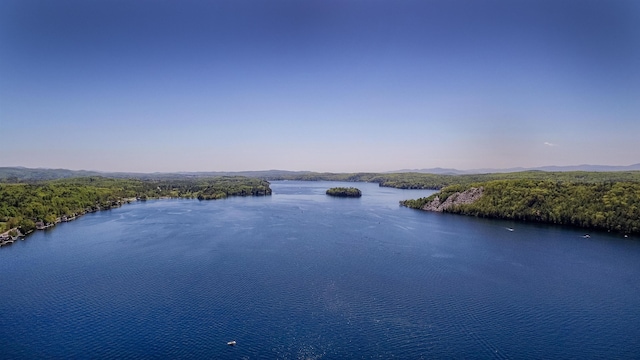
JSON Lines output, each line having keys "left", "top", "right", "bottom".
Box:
{"left": 583, "top": 234, "right": 591, "bottom": 238}
{"left": 227, "top": 340, "right": 236, "bottom": 346}
{"left": 506, "top": 228, "right": 514, "bottom": 232}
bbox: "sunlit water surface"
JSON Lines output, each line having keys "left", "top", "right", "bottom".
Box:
{"left": 1, "top": 181, "right": 639, "bottom": 359}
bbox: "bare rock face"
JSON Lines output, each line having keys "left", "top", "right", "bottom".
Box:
{"left": 422, "top": 187, "right": 484, "bottom": 212}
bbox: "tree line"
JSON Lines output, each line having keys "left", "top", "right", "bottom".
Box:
{"left": 0, "top": 177, "right": 271, "bottom": 234}
{"left": 326, "top": 187, "right": 362, "bottom": 197}
{"left": 265, "top": 170, "right": 640, "bottom": 190}
{"left": 401, "top": 179, "right": 640, "bottom": 234}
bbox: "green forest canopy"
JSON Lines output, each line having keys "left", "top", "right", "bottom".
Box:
{"left": 326, "top": 187, "right": 362, "bottom": 197}
{"left": 0, "top": 176, "right": 271, "bottom": 234}
{"left": 269, "top": 170, "right": 640, "bottom": 190}
{"left": 4, "top": 167, "right": 640, "bottom": 190}
{"left": 3, "top": 168, "right": 640, "bottom": 235}
{"left": 401, "top": 179, "right": 640, "bottom": 234}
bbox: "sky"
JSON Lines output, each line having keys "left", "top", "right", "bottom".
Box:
{"left": 1, "top": 0, "right": 639, "bottom": 173}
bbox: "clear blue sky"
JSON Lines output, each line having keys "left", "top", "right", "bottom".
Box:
{"left": 1, "top": 0, "right": 639, "bottom": 172}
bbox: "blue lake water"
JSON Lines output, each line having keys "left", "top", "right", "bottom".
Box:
{"left": 1, "top": 181, "right": 639, "bottom": 359}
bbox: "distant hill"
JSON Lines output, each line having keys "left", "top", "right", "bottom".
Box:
{"left": 0, "top": 167, "right": 312, "bottom": 182}
{"left": 0, "top": 167, "right": 103, "bottom": 182}
{"left": 387, "top": 167, "right": 467, "bottom": 175}
{"left": 391, "top": 164, "right": 640, "bottom": 174}
{"left": 2, "top": 164, "right": 640, "bottom": 183}
{"left": 532, "top": 164, "right": 640, "bottom": 172}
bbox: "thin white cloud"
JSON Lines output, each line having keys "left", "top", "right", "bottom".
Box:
{"left": 544, "top": 142, "right": 557, "bottom": 147}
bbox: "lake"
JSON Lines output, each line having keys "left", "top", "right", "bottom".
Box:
{"left": 1, "top": 181, "right": 639, "bottom": 359}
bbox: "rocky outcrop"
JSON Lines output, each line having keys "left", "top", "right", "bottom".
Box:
{"left": 422, "top": 187, "right": 484, "bottom": 212}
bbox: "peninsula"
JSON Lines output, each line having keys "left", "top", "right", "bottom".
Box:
{"left": 401, "top": 180, "right": 640, "bottom": 235}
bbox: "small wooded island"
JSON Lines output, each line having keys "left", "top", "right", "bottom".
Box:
{"left": 326, "top": 187, "right": 362, "bottom": 198}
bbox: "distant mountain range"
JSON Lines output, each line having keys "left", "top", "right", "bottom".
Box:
{"left": 1, "top": 164, "right": 640, "bottom": 182}
{"left": 0, "top": 167, "right": 313, "bottom": 182}
{"left": 389, "top": 164, "right": 640, "bottom": 175}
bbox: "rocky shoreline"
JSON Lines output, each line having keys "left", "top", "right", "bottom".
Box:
{"left": 419, "top": 187, "right": 484, "bottom": 212}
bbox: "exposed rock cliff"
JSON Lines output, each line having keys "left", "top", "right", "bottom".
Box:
{"left": 422, "top": 187, "right": 484, "bottom": 212}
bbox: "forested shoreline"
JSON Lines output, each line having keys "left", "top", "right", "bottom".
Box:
{"left": 270, "top": 170, "right": 640, "bottom": 190}
{"left": 0, "top": 177, "right": 271, "bottom": 236}
{"left": 401, "top": 180, "right": 640, "bottom": 234}
{"left": 2, "top": 167, "right": 640, "bottom": 238}
{"left": 5, "top": 167, "right": 640, "bottom": 190}
{"left": 277, "top": 170, "right": 640, "bottom": 235}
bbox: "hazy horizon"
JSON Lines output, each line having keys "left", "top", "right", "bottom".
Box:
{"left": 3, "top": 162, "right": 640, "bottom": 175}
{"left": 2, "top": 0, "right": 639, "bottom": 173}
